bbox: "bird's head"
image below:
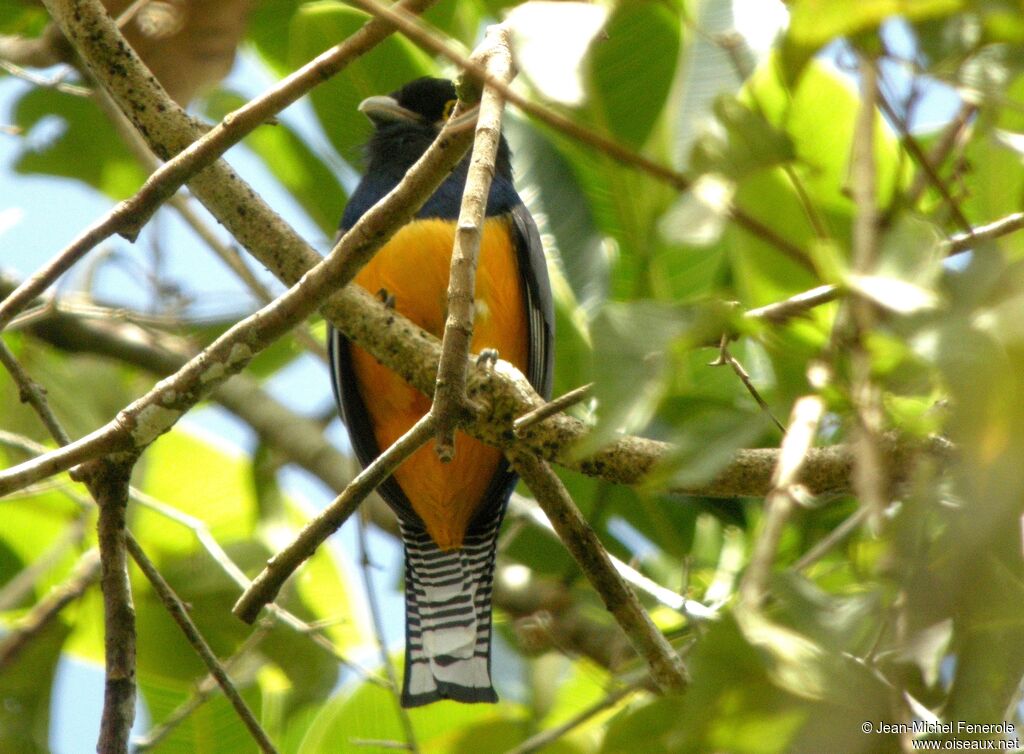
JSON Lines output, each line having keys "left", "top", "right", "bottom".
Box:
{"left": 359, "top": 77, "right": 459, "bottom": 129}
{"left": 359, "top": 76, "right": 511, "bottom": 181}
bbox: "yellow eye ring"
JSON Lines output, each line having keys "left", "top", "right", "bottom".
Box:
{"left": 441, "top": 98, "right": 457, "bottom": 121}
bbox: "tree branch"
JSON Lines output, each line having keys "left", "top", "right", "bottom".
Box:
{"left": 133, "top": 620, "right": 274, "bottom": 752}
{"left": 79, "top": 455, "right": 137, "bottom": 754}
{"left": 508, "top": 450, "right": 688, "bottom": 694}
{"left": 9, "top": 0, "right": 935, "bottom": 513}
{"left": 431, "top": 23, "right": 515, "bottom": 460}
{"left": 0, "top": 87, "right": 479, "bottom": 497}
{"left": 125, "top": 532, "right": 277, "bottom": 754}
{"left": 233, "top": 415, "right": 435, "bottom": 623}
{"left": 0, "top": 339, "right": 72, "bottom": 445}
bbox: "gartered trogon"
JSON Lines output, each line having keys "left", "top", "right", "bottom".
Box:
{"left": 327, "top": 77, "right": 554, "bottom": 707}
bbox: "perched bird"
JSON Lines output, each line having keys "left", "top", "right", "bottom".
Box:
{"left": 327, "top": 77, "right": 554, "bottom": 707}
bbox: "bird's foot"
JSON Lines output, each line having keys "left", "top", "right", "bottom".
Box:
{"left": 476, "top": 348, "right": 499, "bottom": 369}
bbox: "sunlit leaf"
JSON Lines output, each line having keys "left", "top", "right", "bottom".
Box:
{"left": 583, "top": 1, "right": 681, "bottom": 150}
{"left": 787, "top": 0, "right": 961, "bottom": 49}
{"left": 508, "top": 2, "right": 609, "bottom": 106}
{"left": 297, "top": 659, "right": 522, "bottom": 753}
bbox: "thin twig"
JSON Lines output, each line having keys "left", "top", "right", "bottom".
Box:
{"left": 431, "top": 23, "right": 516, "bottom": 461}
{"left": 0, "top": 426, "right": 379, "bottom": 687}
{"left": 743, "top": 285, "right": 840, "bottom": 326}
{"left": 513, "top": 383, "right": 592, "bottom": 436}
{"left": 125, "top": 532, "right": 278, "bottom": 754}
{"left": 349, "top": 740, "right": 412, "bottom": 751}
{"left": 707, "top": 26, "right": 831, "bottom": 243}
{"left": 356, "top": 517, "right": 420, "bottom": 753}
{"left": 739, "top": 395, "right": 824, "bottom": 610}
{"left": 886, "top": 101, "right": 975, "bottom": 225}
{"left": 875, "top": 86, "right": 972, "bottom": 234}
{"left": 709, "top": 336, "right": 785, "bottom": 434}
{"left": 93, "top": 87, "right": 331, "bottom": 364}
{"left": 234, "top": 414, "right": 435, "bottom": 623}
{"left": 0, "top": 58, "right": 90, "bottom": 96}
{"left": 133, "top": 620, "right": 274, "bottom": 751}
{"left": 508, "top": 450, "right": 688, "bottom": 693}
{"left": 945, "top": 211, "right": 1024, "bottom": 254}
{"left": 507, "top": 494, "right": 719, "bottom": 620}
{"left": 0, "top": 548, "right": 101, "bottom": 672}
{"left": 124, "top": 487, "right": 381, "bottom": 681}
{"left": 792, "top": 505, "right": 869, "bottom": 572}
{"left": 506, "top": 682, "right": 641, "bottom": 754}
{"left": 0, "top": 339, "right": 73, "bottom": 444}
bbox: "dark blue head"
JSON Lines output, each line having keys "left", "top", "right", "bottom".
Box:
{"left": 342, "top": 77, "right": 519, "bottom": 228}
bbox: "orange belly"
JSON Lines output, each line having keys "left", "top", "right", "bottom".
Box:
{"left": 350, "top": 216, "right": 529, "bottom": 550}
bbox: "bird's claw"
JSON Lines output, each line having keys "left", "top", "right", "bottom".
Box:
{"left": 476, "top": 348, "right": 499, "bottom": 369}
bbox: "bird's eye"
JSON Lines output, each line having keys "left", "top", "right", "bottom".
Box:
{"left": 441, "top": 98, "right": 457, "bottom": 121}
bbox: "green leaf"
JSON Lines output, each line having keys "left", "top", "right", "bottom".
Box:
{"left": 584, "top": 1, "right": 681, "bottom": 150}
{"left": 581, "top": 301, "right": 692, "bottom": 453}
{"left": 288, "top": 2, "right": 434, "bottom": 165}
{"left": 690, "top": 96, "right": 796, "bottom": 180}
{"left": 0, "top": 2, "right": 47, "bottom": 36}
{"left": 787, "top": 0, "right": 962, "bottom": 49}
{"left": 0, "top": 491, "right": 84, "bottom": 600}
{"left": 248, "top": 0, "right": 307, "bottom": 74}
{"left": 0, "top": 619, "right": 71, "bottom": 754}
{"left": 12, "top": 87, "right": 146, "bottom": 199}
{"left": 959, "top": 131, "right": 1024, "bottom": 260}
{"left": 138, "top": 674, "right": 264, "bottom": 754}
{"left": 297, "top": 659, "right": 522, "bottom": 753}
{"left": 508, "top": 117, "right": 609, "bottom": 311}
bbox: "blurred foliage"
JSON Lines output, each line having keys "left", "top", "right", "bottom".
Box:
{"left": 3, "top": 0, "right": 1024, "bottom": 752}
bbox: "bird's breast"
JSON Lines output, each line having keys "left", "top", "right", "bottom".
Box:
{"left": 348, "top": 216, "right": 529, "bottom": 549}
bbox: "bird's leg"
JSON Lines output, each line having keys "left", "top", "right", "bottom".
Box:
{"left": 377, "top": 288, "right": 396, "bottom": 309}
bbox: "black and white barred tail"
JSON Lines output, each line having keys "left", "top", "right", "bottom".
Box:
{"left": 399, "top": 515, "right": 501, "bottom": 707}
